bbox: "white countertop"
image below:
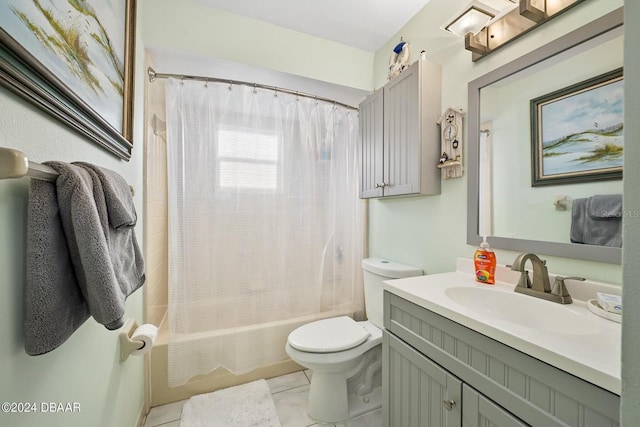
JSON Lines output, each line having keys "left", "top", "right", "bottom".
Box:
{"left": 382, "top": 259, "right": 621, "bottom": 395}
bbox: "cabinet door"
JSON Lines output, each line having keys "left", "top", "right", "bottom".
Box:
{"left": 463, "top": 385, "right": 528, "bottom": 427}
{"left": 359, "top": 89, "right": 384, "bottom": 198}
{"left": 384, "top": 332, "right": 462, "bottom": 427}
{"left": 384, "top": 64, "right": 420, "bottom": 196}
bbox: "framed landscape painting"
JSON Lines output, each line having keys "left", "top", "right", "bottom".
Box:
{"left": 0, "top": 0, "right": 136, "bottom": 160}
{"left": 530, "top": 68, "right": 623, "bottom": 186}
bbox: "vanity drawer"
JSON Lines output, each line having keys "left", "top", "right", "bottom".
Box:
{"left": 384, "top": 291, "right": 620, "bottom": 427}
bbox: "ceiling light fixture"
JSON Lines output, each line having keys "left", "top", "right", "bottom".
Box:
{"left": 520, "top": 0, "right": 546, "bottom": 22}
{"left": 443, "top": 0, "right": 517, "bottom": 37}
{"left": 445, "top": 0, "right": 588, "bottom": 61}
{"left": 444, "top": 6, "right": 495, "bottom": 37}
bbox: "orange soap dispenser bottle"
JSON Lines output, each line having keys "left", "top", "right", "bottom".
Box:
{"left": 474, "top": 236, "right": 496, "bottom": 284}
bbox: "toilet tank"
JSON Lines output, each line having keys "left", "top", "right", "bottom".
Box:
{"left": 362, "top": 258, "right": 422, "bottom": 328}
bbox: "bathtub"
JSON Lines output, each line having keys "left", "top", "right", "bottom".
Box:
{"left": 149, "top": 307, "right": 355, "bottom": 406}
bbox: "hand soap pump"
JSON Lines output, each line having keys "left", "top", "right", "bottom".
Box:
{"left": 474, "top": 236, "right": 496, "bottom": 284}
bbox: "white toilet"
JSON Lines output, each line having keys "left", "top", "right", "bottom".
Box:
{"left": 285, "top": 258, "right": 422, "bottom": 423}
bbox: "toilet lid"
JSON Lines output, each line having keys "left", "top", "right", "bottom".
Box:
{"left": 288, "top": 316, "right": 370, "bottom": 353}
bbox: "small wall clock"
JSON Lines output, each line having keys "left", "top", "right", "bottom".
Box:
{"left": 437, "top": 107, "right": 465, "bottom": 179}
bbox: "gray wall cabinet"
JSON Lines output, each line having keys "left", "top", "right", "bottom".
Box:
{"left": 359, "top": 59, "right": 442, "bottom": 198}
{"left": 383, "top": 291, "right": 620, "bottom": 427}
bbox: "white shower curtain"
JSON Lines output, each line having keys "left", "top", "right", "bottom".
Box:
{"left": 165, "top": 78, "right": 365, "bottom": 387}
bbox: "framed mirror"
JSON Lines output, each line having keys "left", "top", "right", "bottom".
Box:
{"left": 467, "top": 8, "right": 623, "bottom": 264}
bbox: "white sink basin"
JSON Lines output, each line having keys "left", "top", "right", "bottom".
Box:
{"left": 444, "top": 287, "right": 601, "bottom": 336}
{"left": 382, "top": 269, "right": 621, "bottom": 395}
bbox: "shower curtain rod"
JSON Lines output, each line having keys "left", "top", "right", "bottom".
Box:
{"left": 147, "top": 67, "right": 358, "bottom": 111}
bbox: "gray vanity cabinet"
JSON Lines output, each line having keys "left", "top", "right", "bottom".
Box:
{"left": 359, "top": 59, "right": 442, "bottom": 198}
{"left": 384, "top": 332, "right": 462, "bottom": 426}
{"left": 462, "top": 385, "right": 527, "bottom": 427}
{"left": 384, "top": 332, "right": 525, "bottom": 427}
{"left": 383, "top": 291, "right": 620, "bottom": 427}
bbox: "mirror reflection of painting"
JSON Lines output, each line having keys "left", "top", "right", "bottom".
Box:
{"left": 533, "top": 68, "right": 623, "bottom": 186}
{"left": 470, "top": 14, "right": 624, "bottom": 261}
{"left": 0, "top": 0, "right": 126, "bottom": 132}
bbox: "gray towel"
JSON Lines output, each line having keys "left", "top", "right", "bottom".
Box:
{"left": 75, "top": 162, "right": 137, "bottom": 229}
{"left": 25, "top": 161, "right": 145, "bottom": 356}
{"left": 74, "top": 162, "right": 145, "bottom": 329}
{"left": 570, "top": 194, "right": 622, "bottom": 247}
{"left": 25, "top": 179, "right": 90, "bottom": 355}
{"left": 49, "top": 162, "right": 145, "bottom": 330}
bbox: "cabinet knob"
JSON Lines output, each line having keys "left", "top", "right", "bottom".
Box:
{"left": 443, "top": 399, "right": 456, "bottom": 411}
{"left": 375, "top": 182, "right": 388, "bottom": 188}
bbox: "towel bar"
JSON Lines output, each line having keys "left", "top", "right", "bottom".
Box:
{"left": 0, "top": 147, "right": 58, "bottom": 182}
{"left": 0, "top": 146, "right": 135, "bottom": 195}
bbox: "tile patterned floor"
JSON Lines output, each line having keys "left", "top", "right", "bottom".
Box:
{"left": 143, "top": 370, "right": 382, "bottom": 427}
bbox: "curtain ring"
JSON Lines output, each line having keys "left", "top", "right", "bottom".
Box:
{"left": 228, "top": 81, "right": 232, "bottom": 91}
{"left": 253, "top": 83, "right": 257, "bottom": 94}
{"left": 204, "top": 77, "right": 209, "bottom": 88}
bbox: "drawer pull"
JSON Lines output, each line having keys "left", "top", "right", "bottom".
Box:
{"left": 443, "top": 399, "right": 456, "bottom": 411}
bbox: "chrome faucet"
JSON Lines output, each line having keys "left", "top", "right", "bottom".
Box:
{"left": 508, "top": 253, "right": 582, "bottom": 304}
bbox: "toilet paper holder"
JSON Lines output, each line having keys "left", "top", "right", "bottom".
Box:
{"left": 119, "top": 318, "right": 147, "bottom": 362}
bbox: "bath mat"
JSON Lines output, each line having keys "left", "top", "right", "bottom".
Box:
{"left": 180, "top": 379, "right": 281, "bottom": 427}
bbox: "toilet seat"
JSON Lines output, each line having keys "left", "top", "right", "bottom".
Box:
{"left": 288, "top": 316, "right": 370, "bottom": 353}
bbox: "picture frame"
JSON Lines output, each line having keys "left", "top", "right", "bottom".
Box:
{"left": 0, "top": 0, "right": 136, "bottom": 160}
{"left": 530, "top": 68, "right": 623, "bottom": 186}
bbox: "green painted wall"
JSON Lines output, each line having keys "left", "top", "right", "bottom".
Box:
{"left": 140, "top": 0, "right": 374, "bottom": 92}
